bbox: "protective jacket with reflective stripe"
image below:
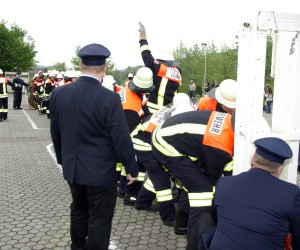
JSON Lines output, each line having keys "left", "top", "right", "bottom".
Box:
{"left": 140, "top": 39, "right": 181, "bottom": 111}
{"left": 152, "top": 110, "right": 234, "bottom": 177}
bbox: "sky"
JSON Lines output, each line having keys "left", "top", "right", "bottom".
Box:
{"left": 2, "top": 0, "right": 300, "bottom": 70}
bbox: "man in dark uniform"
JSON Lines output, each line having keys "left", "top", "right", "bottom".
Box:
{"left": 206, "top": 137, "right": 300, "bottom": 250}
{"left": 49, "top": 43, "right": 139, "bottom": 250}
{"left": 138, "top": 22, "right": 182, "bottom": 114}
{"left": 151, "top": 110, "right": 235, "bottom": 249}
{"left": 12, "top": 71, "right": 29, "bottom": 110}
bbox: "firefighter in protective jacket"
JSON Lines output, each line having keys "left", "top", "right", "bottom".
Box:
{"left": 151, "top": 110, "right": 235, "bottom": 248}
{"left": 138, "top": 22, "right": 182, "bottom": 114}
{"left": 0, "top": 69, "right": 14, "bottom": 122}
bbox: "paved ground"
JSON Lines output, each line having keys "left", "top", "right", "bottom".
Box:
{"left": 0, "top": 94, "right": 187, "bottom": 250}
{"left": 0, "top": 94, "right": 299, "bottom": 250}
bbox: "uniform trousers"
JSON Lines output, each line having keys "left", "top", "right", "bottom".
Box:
{"left": 152, "top": 148, "right": 213, "bottom": 235}
{"left": 136, "top": 150, "right": 176, "bottom": 221}
{"left": 67, "top": 182, "right": 117, "bottom": 250}
{"left": 0, "top": 97, "right": 8, "bottom": 120}
{"left": 13, "top": 89, "right": 23, "bottom": 108}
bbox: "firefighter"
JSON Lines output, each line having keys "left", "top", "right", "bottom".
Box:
{"left": 0, "top": 69, "right": 14, "bottom": 122}
{"left": 132, "top": 93, "right": 194, "bottom": 226}
{"left": 44, "top": 72, "right": 56, "bottom": 118}
{"left": 12, "top": 71, "right": 29, "bottom": 110}
{"left": 138, "top": 22, "right": 182, "bottom": 114}
{"left": 173, "top": 79, "right": 238, "bottom": 237}
{"left": 117, "top": 66, "right": 155, "bottom": 206}
{"left": 151, "top": 110, "right": 235, "bottom": 249}
{"left": 123, "top": 73, "right": 133, "bottom": 87}
{"left": 198, "top": 79, "right": 238, "bottom": 114}
{"left": 33, "top": 73, "right": 48, "bottom": 114}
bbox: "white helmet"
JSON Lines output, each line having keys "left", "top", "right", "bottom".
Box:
{"left": 56, "top": 74, "right": 63, "bottom": 79}
{"left": 33, "top": 73, "right": 39, "bottom": 79}
{"left": 0, "top": 69, "right": 3, "bottom": 74}
{"left": 129, "top": 67, "right": 155, "bottom": 92}
{"left": 171, "top": 93, "right": 194, "bottom": 116}
{"left": 215, "top": 79, "right": 238, "bottom": 109}
{"left": 156, "top": 51, "right": 175, "bottom": 61}
{"left": 128, "top": 73, "right": 133, "bottom": 78}
{"left": 49, "top": 72, "right": 56, "bottom": 77}
{"left": 102, "top": 75, "right": 116, "bottom": 91}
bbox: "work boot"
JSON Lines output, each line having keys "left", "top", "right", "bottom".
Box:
{"left": 174, "top": 209, "right": 189, "bottom": 235}
{"left": 0, "top": 119, "right": 2, "bottom": 122}
{"left": 123, "top": 193, "right": 136, "bottom": 206}
{"left": 163, "top": 220, "right": 175, "bottom": 227}
{"left": 135, "top": 203, "right": 159, "bottom": 212}
{"left": 117, "top": 188, "right": 125, "bottom": 198}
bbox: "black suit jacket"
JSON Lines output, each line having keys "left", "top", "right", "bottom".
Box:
{"left": 210, "top": 168, "right": 300, "bottom": 250}
{"left": 50, "top": 76, "right": 138, "bottom": 186}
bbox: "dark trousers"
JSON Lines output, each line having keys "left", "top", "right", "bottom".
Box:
{"left": 67, "top": 182, "right": 117, "bottom": 250}
{"left": 13, "top": 89, "right": 22, "bottom": 108}
{"left": 152, "top": 148, "right": 213, "bottom": 235}
{"left": 0, "top": 97, "right": 8, "bottom": 120}
{"left": 136, "top": 150, "right": 176, "bottom": 221}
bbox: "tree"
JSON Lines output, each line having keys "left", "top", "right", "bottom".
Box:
{"left": 48, "top": 62, "right": 67, "bottom": 72}
{"left": 0, "top": 20, "right": 36, "bottom": 73}
{"left": 71, "top": 45, "right": 117, "bottom": 73}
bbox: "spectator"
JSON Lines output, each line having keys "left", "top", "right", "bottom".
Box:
{"left": 265, "top": 85, "right": 273, "bottom": 113}
{"left": 188, "top": 79, "right": 196, "bottom": 100}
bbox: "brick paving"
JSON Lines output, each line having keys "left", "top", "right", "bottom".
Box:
{"left": 1, "top": 94, "right": 298, "bottom": 250}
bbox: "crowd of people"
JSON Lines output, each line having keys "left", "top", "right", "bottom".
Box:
{"left": 1, "top": 21, "right": 299, "bottom": 250}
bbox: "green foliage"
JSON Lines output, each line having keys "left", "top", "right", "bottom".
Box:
{"left": 48, "top": 62, "right": 67, "bottom": 72}
{"left": 0, "top": 20, "right": 36, "bottom": 72}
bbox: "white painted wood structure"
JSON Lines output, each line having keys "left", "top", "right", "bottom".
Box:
{"left": 234, "top": 11, "right": 300, "bottom": 184}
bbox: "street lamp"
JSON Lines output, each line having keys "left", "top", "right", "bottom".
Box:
{"left": 201, "top": 43, "right": 207, "bottom": 95}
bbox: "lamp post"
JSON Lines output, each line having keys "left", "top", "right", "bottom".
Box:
{"left": 201, "top": 43, "right": 207, "bottom": 96}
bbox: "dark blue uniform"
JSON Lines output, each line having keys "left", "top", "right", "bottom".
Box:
{"left": 50, "top": 65, "right": 139, "bottom": 249}
{"left": 12, "top": 74, "right": 29, "bottom": 109}
{"left": 210, "top": 168, "right": 300, "bottom": 250}
{"left": 50, "top": 76, "right": 138, "bottom": 186}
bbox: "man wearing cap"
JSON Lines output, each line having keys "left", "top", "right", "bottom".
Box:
{"left": 138, "top": 22, "right": 182, "bottom": 114}
{"left": 12, "top": 72, "right": 29, "bottom": 110}
{"left": 49, "top": 43, "right": 139, "bottom": 250}
{"left": 204, "top": 137, "right": 300, "bottom": 250}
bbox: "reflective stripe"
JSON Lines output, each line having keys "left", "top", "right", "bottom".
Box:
{"left": 121, "top": 167, "right": 127, "bottom": 176}
{"left": 156, "top": 189, "right": 173, "bottom": 202}
{"left": 136, "top": 172, "right": 146, "bottom": 182}
{"left": 188, "top": 192, "right": 214, "bottom": 207}
{"left": 152, "top": 123, "right": 206, "bottom": 157}
{"left": 157, "top": 78, "right": 168, "bottom": 106}
{"left": 147, "top": 101, "right": 164, "bottom": 112}
{"left": 224, "top": 160, "right": 234, "bottom": 172}
{"left": 3, "top": 109, "right": 8, "bottom": 112}
{"left": 143, "top": 178, "right": 156, "bottom": 193}
{"left": 140, "top": 44, "right": 150, "bottom": 52}
{"left": 160, "top": 123, "right": 207, "bottom": 136}
{"left": 132, "top": 138, "right": 152, "bottom": 151}
{"left": 116, "top": 163, "right": 123, "bottom": 172}
{"left": 152, "top": 126, "right": 184, "bottom": 157}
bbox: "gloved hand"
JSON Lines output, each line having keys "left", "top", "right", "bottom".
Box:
{"left": 139, "top": 22, "right": 147, "bottom": 40}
